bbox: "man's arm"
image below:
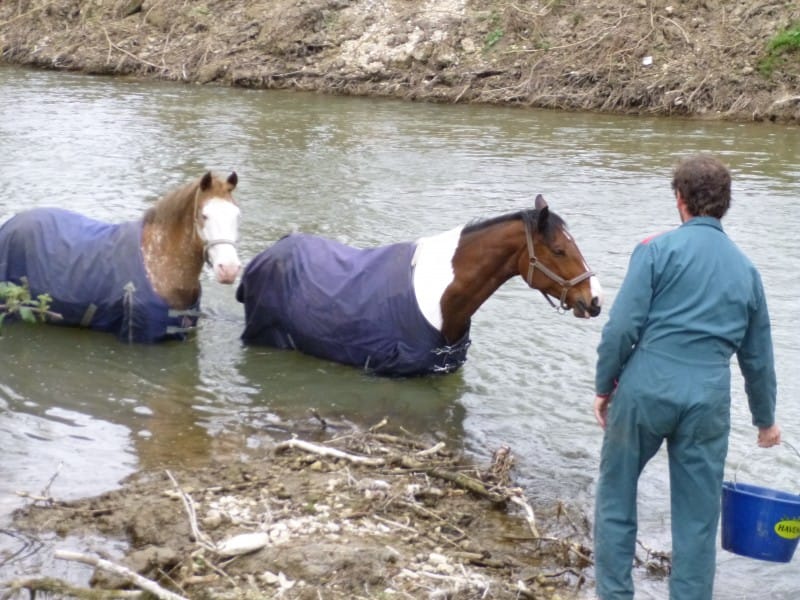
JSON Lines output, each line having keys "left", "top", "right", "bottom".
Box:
{"left": 736, "top": 273, "right": 777, "bottom": 429}
{"left": 595, "top": 242, "right": 655, "bottom": 396}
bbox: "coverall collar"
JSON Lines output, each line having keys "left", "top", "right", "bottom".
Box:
{"left": 681, "top": 215, "right": 723, "bottom": 232}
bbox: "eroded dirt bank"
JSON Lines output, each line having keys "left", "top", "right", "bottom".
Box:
{"left": 1, "top": 0, "right": 799, "bottom": 124}
{"left": 6, "top": 425, "right": 662, "bottom": 600}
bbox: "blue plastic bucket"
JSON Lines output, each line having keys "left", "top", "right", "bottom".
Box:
{"left": 721, "top": 482, "right": 800, "bottom": 562}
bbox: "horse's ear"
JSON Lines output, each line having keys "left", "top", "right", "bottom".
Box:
{"left": 535, "top": 194, "right": 549, "bottom": 232}
{"left": 200, "top": 171, "right": 213, "bottom": 191}
{"left": 227, "top": 172, "right": 238, "bottom": 191}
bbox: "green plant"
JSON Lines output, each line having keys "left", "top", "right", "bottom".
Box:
{"left": 758, "top": 23, "right": 800, "bottom": 76}
{"left": 482, "top": 9, "right": 504, "bottom": 51}
{"left": 485, "top": 28, "right": 504, "bottom": 50}
{"left": 769, "top": 25, "right": 800, "bottom": 53}
{"left": 0, "top": 280, "right": 57, "bottom": 331}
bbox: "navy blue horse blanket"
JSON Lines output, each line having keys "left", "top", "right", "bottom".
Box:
{"left": 236, "top": 233, "right": 471, "bottom": 376}
{"left": 0, "top": 208, "right": 199, "bottom": 343}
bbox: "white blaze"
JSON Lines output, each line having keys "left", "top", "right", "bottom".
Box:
{"left": 199, "top": 198, "right": 241, "bottom": 283}
{"left": 590, "top": 275, "right": 603, "bottom": 307}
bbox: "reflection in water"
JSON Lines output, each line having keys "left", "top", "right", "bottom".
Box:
{"left": 1, "top": 65, "right": 798, "bottom": 597}
{"left": 234, "top": 345, "right": 469, "bottom": 440}
{"left": 0, "top": 323, "right": 212, "bottom": 473}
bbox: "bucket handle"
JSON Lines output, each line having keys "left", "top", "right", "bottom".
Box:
{"left": 732, "top": 441, "right": 800, "bottom": 491}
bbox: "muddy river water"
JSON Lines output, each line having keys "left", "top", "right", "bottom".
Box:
{"left": 1, "top": 66, "right": 798, "bottom": 598}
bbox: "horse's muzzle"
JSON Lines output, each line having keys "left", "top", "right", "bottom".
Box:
{"left": 574, "top": 297, "right": 602, "bottom": 318}
{"left": 215, "top": 263, "right": 241, "bottom": 284}
{"left": 206, "top": 241, "right": 241, "bottom": 284}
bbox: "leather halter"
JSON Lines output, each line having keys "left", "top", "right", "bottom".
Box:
{"left": 522, "top": 212, "right": 594, "bottom": 312}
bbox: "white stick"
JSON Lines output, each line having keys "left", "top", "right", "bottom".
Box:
{"left": 275, "top": 438, "right": 386, "bottom": 466}
{"left": 416, "top": 441, "right": 446, "bottom": 457}
{"left": 54, "top": 550, "right": 189, "bottom": 600}
{"left": 509, "top": 493, "right": 540, "bottom": 538}
{"left": 165, "top": 470, "right": 216, "bottom": 551}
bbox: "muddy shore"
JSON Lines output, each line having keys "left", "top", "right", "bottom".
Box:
{"left": 7, "top": 424, "right": 641, "bottom": 599}
{"left": 1, "top": 0, "right": 799, "bottom": 124}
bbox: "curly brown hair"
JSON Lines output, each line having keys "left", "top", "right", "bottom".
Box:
{"left": 671, "top": 154, "right": 731, "bottom": 219}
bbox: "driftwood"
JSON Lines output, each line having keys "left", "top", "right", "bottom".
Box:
{"left": 276, "top": 435, "right": 514, "bottom": 505}
{"left": 275, "top": 437, "right": 386, "bottom": 466}
{"left": 54, "top": 551, "right": 188, "bottom": 600}
{"left": 0, "top": 577, "right": 142, "bottom": 599}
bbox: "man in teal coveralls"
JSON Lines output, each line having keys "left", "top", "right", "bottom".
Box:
{"left": 592, "top": 154, "right": 782, "bottom": 599}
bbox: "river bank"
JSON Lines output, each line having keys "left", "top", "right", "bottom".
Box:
{"left": 1, "top": 0, "right": 799, "bottom": 124}
{"left": 4, "top": 422, "right": 636, "bottom": 599}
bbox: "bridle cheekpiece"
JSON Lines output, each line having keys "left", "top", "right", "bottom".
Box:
{"left": 522, "top": 212, "right": 593, "bottom": 312}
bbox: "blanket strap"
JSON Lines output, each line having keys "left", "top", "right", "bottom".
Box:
{"left": 80, "top": 304, "right": 98, "bottom": 328}
{"left": 165, "top": 308, "right": 202, "bottom": 335}
{"left": 430, "top": 338, "right": 472, "bottom": 373}
{"left": 123, "top": 282, "right": 136, "bottom": 344}
{"left": 167, "top": 308, "right": 203, "bottom": 319}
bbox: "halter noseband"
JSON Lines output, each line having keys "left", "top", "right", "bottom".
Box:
{"left": 522, "top": 213, "right": 594, "bottom": 312}
{"left": 201, "top": 237, "right": 238, "bottom": 267}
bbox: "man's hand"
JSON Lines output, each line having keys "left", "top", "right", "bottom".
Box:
{"left": 757, "top": 424, "right": 781, "bottom": 448}
{"left": 594, "top": 394, "right": 612, "bottom": 429}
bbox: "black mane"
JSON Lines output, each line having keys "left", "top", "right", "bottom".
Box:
{"left": 461, "top": 207, "right": 566, "bottom": 237}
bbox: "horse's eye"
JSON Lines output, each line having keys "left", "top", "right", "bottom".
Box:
{"left": 554, "top": 248, "right": 567, "bottom": 257}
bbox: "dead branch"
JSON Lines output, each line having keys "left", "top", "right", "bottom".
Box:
{"left": 0, "top": 577, "right": 142, "bottom": 599}
{"left": 509, "top": 493, "right": 540, "bottom": 538}
{"left": 657, "top": 15, "right": 690, "bottom": 44}
{"left": 54, "top": 551, "right": 188, "bottom": 600}
{"left": 102, "top": 26, "right": 164, "bottom": 71}
{"left": 275, "top": 437, "right": 386, "bottom": 466}
{"left": 165, "top": 470, "right": 216, "bottom": 551}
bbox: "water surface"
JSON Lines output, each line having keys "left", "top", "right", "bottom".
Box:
{"left": 1, "top": 67, "right": 798, "bottom": 598}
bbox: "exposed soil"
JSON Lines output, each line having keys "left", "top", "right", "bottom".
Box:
{"left": 1, "top": 0, "right": 799, "bottom": 124}
{"left": 3, "top": 423, "right": 656, "bottom": 600}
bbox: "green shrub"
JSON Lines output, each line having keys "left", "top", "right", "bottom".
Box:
{"left": 759, "top": 23, "right": 800, "bottom": 76}
{"left": 0, "top": 280, "right": 56, "bottom": 331}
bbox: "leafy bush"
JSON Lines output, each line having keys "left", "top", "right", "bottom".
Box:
{"left": 0, "top": 280, "right": 56, "bottom": 331}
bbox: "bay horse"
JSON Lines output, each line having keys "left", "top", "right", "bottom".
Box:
{"left": 236, "top": 195, "right": 602, "bottom": 376}
{"left": 0, "top": 171, "right": 240, "bottom": 343}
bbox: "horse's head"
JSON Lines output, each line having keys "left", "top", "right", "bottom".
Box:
{"left": 195, "top": 171, "right": 241, "bottom": 284}
{"left": 519, "top": 195, "right": 602, "bottom": 318}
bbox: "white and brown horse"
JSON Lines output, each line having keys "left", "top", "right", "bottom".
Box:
{"left": 236, "top": 195, "right": 602, "bottom": 376}
{"left": 0, "top": 171, "right": 240, "bottom": 342}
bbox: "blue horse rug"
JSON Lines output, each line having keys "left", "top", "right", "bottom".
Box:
{"left": 0, "top": 208, "right": 199, "bottom": 343}
{"left": 236, "top": 233, "right": 471, "bottom": 376}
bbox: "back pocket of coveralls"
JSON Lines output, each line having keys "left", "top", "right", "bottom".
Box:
{"left": 690, "top": 370, "right": 731, "bottom": 443}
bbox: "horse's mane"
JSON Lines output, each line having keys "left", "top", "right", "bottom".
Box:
{"left": 462, "top": 208, "right": 566, "bottom": 237}
{"left": 143, "top": 178, "right": 198, "bottom": 226}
